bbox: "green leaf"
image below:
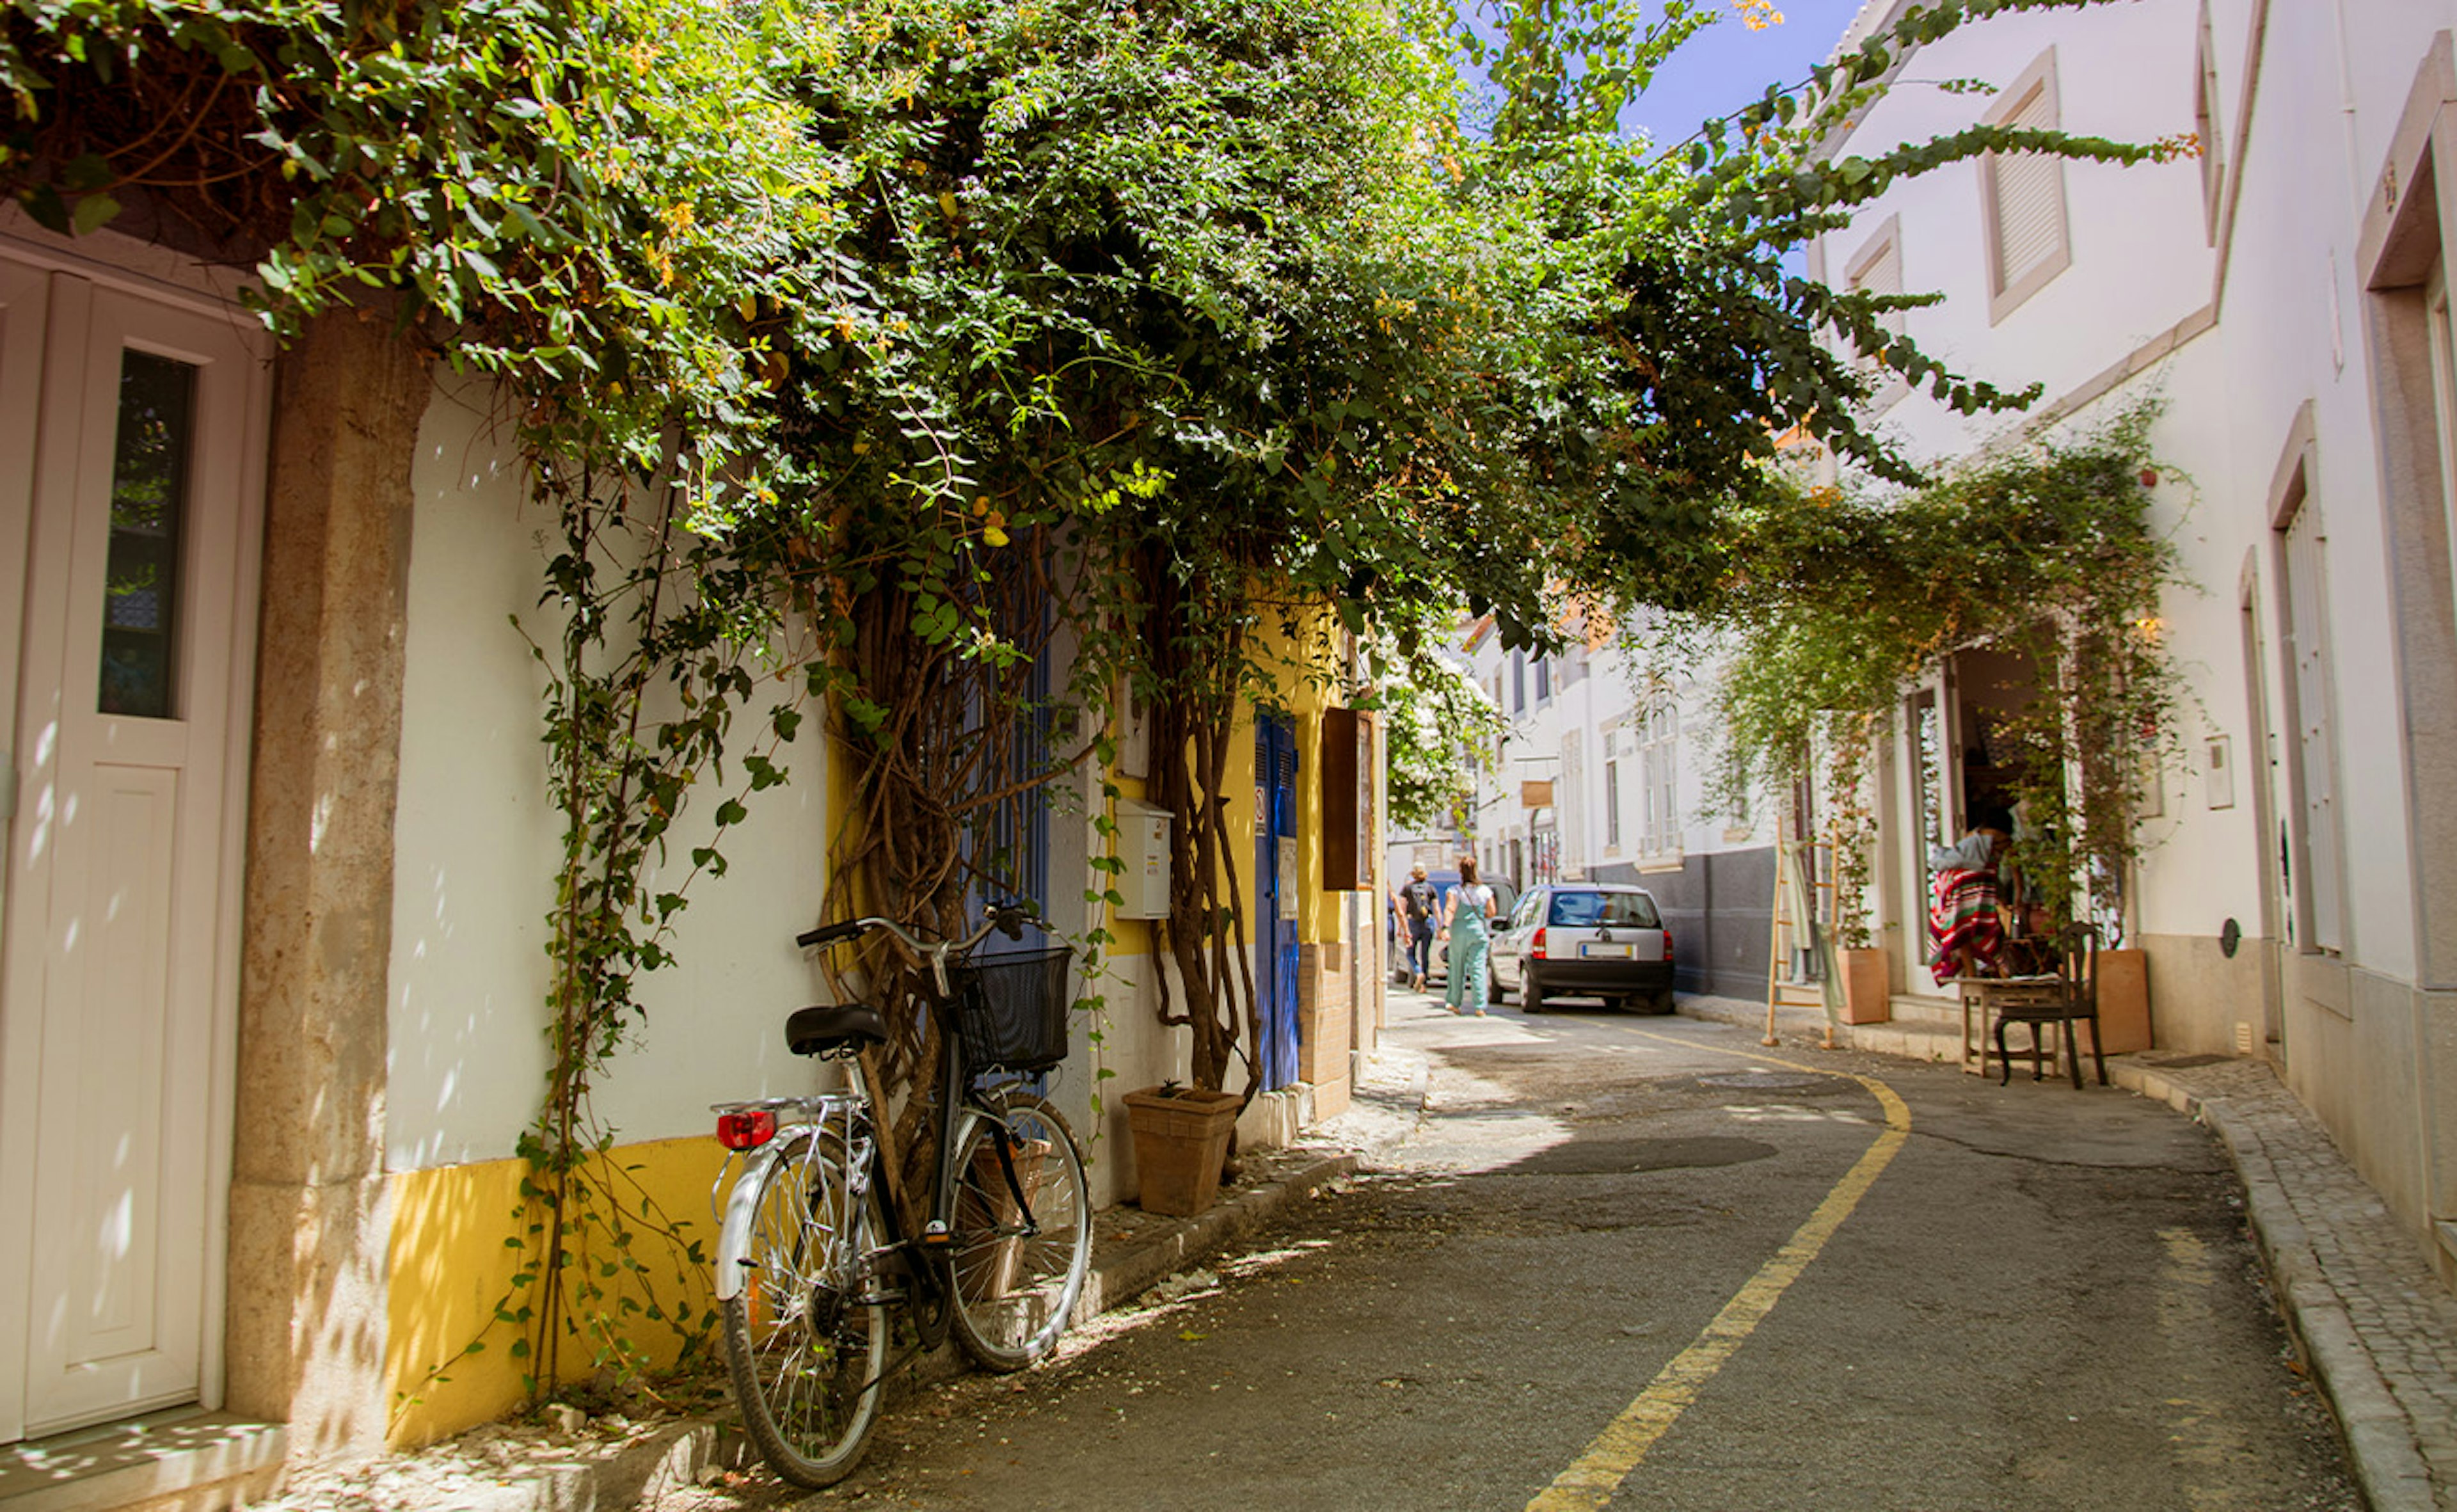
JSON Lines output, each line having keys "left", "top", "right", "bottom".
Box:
{"left": 68, "top": 192, "right": 120, "bottom": 235}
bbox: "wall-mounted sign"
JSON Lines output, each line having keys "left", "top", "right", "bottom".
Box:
{"left": 1521, "top": 779, "right": 1554, "bottom": 809}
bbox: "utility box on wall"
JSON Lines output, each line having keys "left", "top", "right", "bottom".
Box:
{"left": 1113, "top": 798, "right": 1174, "bottom": 920}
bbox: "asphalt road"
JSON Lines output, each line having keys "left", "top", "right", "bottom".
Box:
{"left": 734, "top": 991, "right": 2359, "bottom": 1510}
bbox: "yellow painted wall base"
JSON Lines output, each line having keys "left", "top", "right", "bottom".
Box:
{"left": 386, "top": 1133, "right": 725, "bottom": 1447}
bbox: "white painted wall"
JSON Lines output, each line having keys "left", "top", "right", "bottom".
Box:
{"left": 385, "top": 380, "right": 836, "bottom": 1172}
{"left": 1809, "top": 0, "right": 2457, "bottom": 1248}
{"left": 1461, "top": 623, "right": 1765, "bottom": 884}
{"left": 1811, "top": 0, "right": 2453, "bottom": 991}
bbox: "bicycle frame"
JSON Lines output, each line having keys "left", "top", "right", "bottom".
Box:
{"left": 713, "top": 902, "right": 1085, "bottom": 1490}
{"left": 713, "top": 1001, "right": 1040, "bottom": 1308}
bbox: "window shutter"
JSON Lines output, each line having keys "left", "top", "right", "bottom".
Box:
{"left": 1560, "top": 731, "right": 1584, "bottom": 871}
{"left": 1854, "top": 237, "right": 1902, "bottom": 317}
{"left": 1847, "top": 230, "right": 1904, "bottom": 388}
{"left": 1991, "top": 83, "right": 2064, "bottom": 290}
{"left": 2283, "top": 504, "right": 2343, "bottom": 951}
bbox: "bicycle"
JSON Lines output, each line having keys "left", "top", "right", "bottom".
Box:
{"left": 709, "top": 902, "right": 1092, "bottom": 1488}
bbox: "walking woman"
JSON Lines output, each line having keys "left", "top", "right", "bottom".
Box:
{"left": 1439, "top": 856, "right": 1499, "bottom": 1016}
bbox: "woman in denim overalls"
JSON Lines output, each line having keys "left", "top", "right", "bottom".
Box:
{"left": 1440, "top": 856, "right": 1499, "bottom": 1016}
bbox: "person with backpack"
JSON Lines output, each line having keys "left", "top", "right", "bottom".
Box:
{"left": 1397, "top": 863, "right": 1439, "bottom": 991}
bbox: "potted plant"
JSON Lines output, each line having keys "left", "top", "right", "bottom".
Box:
{"left": 1122, "top": 1082, "right": 1244, "bottom": 1216}
{"left": 1699, "top": 412, "right": 2187, "bottom": 1058}
{"left": 1825, "top": 714, "right": 1892, "bottom": 1026}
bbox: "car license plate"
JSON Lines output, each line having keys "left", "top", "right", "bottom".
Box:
{"left": 1582, "top": 943, "right": 1632, "bottom": 959}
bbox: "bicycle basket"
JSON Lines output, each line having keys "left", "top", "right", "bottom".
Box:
{"left": 950, "top": 946, "right": 1074, "bottom": 1074}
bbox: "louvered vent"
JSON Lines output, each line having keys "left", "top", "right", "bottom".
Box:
{"left": 1848, "top": 228, "right": 1903, "bottom": 390}
{"left": 1990, "top": 81, "right": 2065, "bottom": 292}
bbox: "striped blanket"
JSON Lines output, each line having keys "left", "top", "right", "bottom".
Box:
{"left": 1927, "top": 866, "right": 2005, "bottom": 985}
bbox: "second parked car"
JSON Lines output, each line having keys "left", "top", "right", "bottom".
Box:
{"left": 1491, "top": 883, "right": 1674, "bottom": 1014}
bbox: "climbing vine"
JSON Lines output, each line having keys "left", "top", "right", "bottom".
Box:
{"left": 4, "top": 0, "right": 2186, "bottom": 1415}
{"left": 1701, "top": 406, "right": 2193, "bottom": 941}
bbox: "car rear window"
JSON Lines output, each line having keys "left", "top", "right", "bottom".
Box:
{"left": 1548, "top": 891, "right": 1660, "bottom": 929}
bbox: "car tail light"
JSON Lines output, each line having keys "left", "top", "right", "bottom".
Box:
{"left": 1662, "top": 930, "right": 1674, "bottom": 963}
{"left": 717, "top": 1108, "right": 777, "bottom": 1150}
{"left": 1531, "top": 927, "right": 1548, "bottom": 960}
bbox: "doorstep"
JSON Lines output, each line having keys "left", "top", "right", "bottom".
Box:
{"left": 1836, "top": 1017, "right": 1964, "bottom": 1065}
{"left": 0, "top": 1410, "right": 285, "bottom": 1512}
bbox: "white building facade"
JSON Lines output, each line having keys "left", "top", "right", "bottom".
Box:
{"left": 1458, "top": 618, "right": 1783, "bottom": 1001}
{"left": 1804, "top": 0, "right": 2457, "bottom": 1285}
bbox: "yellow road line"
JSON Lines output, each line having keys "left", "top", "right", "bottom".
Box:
{"left": 1527, "top": 1030, "right": 1914, "bottom": 1512}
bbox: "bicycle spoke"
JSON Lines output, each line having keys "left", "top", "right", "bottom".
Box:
{"left": 946, "top": 1095, "right": 1092, "bottom": 1371}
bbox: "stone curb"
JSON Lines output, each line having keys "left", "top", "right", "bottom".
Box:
{"left": 2109, "top": 1062, "right": 2440, "bottom": 1512}
{"left": 1074, "top": 1150, "right": 1359, "bottom": 1323}
{"left": 456, "top": 1152, "right": 1362, "bottom": 1512}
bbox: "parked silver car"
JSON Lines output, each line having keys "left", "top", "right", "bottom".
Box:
{"left": 1491, "top": 883, "right": 1674, "bottom": 1013}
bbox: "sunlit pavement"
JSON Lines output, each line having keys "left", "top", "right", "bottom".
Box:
{"left": 763, "top": 978, "right": 2359, "bottom": 1511}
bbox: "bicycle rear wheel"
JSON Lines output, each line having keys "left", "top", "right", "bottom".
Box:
{"left": 946, "top": 1093, "right": 1091, "bottom": 1371}
{"left": 720, "top": 1134, "right": 888, "bottom": 1488}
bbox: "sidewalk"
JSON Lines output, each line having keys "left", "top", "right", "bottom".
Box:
{"left": 254, "top": 1142, "right": 1364, "bottom": 1512}
{"left": 1682, "top": 989, "right": 2457, "bottom": 1512}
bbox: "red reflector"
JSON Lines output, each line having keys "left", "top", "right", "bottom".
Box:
{"left": 717, "top": 1109, "right": 777, "bottom": 1150}
{"left": 1531, "top": 927, "right": 1548, "bottom": 960}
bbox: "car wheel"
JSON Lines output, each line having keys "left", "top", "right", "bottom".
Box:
{"left": 1523, "top": 973, "right": 1546, "bottom": 1014}
{"left": 1650, "top": 989, "right": 1676, "bottom": 1015}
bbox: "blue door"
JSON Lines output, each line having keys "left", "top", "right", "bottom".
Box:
{"left": 1255, "top": 715, "right": 1301, "bottom": 1089}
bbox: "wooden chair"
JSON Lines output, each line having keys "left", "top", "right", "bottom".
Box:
{"left": 1990, "top": 922, "right": 2108, "bottom": 1088}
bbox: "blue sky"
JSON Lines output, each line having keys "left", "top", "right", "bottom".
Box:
{"left": 1614, "top": 1, "right": 1862, "bottom": 147}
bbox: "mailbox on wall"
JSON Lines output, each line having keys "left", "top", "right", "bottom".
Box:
{"left": 1320, "top": 707, "right": 1374, "bottom": 891}
{"left": 1113, "top": 798, "right": 1174, "bottom": 919}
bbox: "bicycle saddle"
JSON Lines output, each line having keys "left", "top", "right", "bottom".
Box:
{"left": 785, "top": 1002, "right": 889, "bottom": 1056}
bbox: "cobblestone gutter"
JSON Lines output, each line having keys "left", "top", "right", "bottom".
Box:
{"left": 2117, "top": 1057, "right": 2457, "bottom": 1512}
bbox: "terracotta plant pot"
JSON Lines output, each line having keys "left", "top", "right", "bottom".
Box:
{"left": 1839, "top": 948, "right": 1891, "bottom": 1025}
{"left": 2083, "top": 947, "right": 2152, "bottom": 1054}
{"left": 1124, "top": 1086, "right": 1243, "bottom": 1217}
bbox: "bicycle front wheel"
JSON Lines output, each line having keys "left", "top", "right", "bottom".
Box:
{"left": 720, "top": 1134, "right": 888, "bottom": 1488}
{"left": 946, "top": 1093, "right": 1092, "bottom": 1371}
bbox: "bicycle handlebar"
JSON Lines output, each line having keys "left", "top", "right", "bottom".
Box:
{"left": 793, "top": 919, "right": 864, "bottom": 950}
{"left": 794, "top": 903, "right": 1040, "bottom": 998}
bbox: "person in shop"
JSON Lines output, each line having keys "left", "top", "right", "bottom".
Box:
{"left": 1927, "top": 811, "right": 2014, "bottom": 983}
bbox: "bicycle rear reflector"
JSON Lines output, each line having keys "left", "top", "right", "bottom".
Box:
{"left": 717, "top": 1109, "right": 777, "bottom": 1150}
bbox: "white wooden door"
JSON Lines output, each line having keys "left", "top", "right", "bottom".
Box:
{"left": 0, "top": 251, "right": 266, "bottom": 1442}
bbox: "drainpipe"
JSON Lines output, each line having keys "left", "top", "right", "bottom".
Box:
{"left": 2330, "top": 0, "right": 2362, "bottom": 226}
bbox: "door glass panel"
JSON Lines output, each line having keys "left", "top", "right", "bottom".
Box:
{"left": 100, "top": 349, "right": 192, "bottom": 719}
